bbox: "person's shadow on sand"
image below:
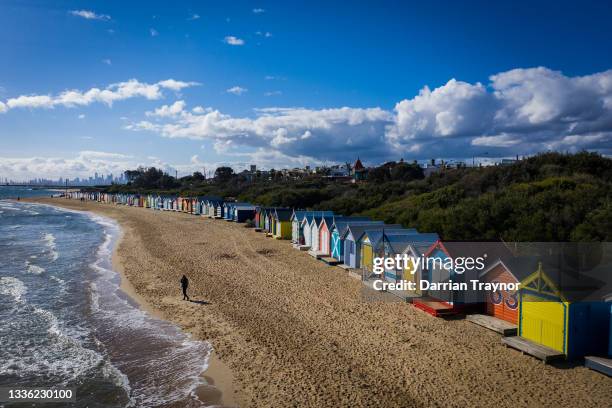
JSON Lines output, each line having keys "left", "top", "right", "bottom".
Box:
{"left": 189, "top": 299, "right": 210, "bottom": 305}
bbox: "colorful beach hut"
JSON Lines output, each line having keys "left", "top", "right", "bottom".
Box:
{"left": 203, "top": 198, "right": 222, "bottom": 217}
{"left": 507, "top": 262, "right": 610, "bottom": 359}
{"left": 303, "top": 212, "right": 333, "bottom": 252}
{"left": 342, "top": 224, "right": 402, "bottom": 269}
{"left": 329, "top": 220, "right": 383, "bottom": 262}
{"left": 310, "top": 215, "right": 335, "bottom": 255}
{"left": 478, "top": 256, "right": 539, "bottom": 325}
{"left": 233, "top": 204, "right": 256, "bottom": 222}
{"left": 317, "top": 216, "right": 366, "bottom": 256}
{"left": 359, "top": 228, "right": 417, "bottom": 274}
{"left": 214, "top": 202, "right": 224, "bottom": 218}
{"left": 264, "top": 208, "right": 274, "bottom": 233}
{"left": 381, "top": 232, "right": 439, "bottom": 285}
{"left": 421, "top": 240, "right": 512, "bottom": 311}
{"left": 290, "top": 210, "right": 314, "bottom": 244}
{"left": 298, "top": 211, "right": 333, "bottom": 248}
{"left": 255, "top": 207, "right": 270, "bottom": 230}
{"left": 272, "top": 209, "right": 293, "bottom": 239}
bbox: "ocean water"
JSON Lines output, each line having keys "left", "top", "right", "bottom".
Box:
{"left": 0, "top": 186, "right": 63, "bottom": 200}
{"left": 0, "top": 196, "right": 213, "bottom": 407}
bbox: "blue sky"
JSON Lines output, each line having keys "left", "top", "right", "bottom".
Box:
{"left": 1, "top": 0, "right": 612, "bottom": 179}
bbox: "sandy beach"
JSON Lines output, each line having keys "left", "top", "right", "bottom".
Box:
{"left": 27, "top": 198, "right": 612, "bottom": 408}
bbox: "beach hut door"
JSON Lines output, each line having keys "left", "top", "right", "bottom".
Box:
{"left": 321, "top": 231, "right": 328, "bottom": 253}
{"left": 521, "top": 294, "right": 565, "bottom": 353}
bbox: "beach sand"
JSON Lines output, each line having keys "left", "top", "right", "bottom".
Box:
{"left": 27, "top": 198, "right": 612, "bottom": 407}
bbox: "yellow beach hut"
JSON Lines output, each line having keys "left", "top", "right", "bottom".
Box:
{"left": 505, "top": 262, "right": 610, "bottom": 360}
{"left": 272, "top": 209, "right": 293, "bottom": 239}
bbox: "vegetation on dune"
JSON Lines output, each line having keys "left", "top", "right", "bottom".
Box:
{"left": 105, "top": 152, "right": 612, "bottom": 242}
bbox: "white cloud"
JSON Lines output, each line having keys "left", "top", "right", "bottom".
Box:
{"left": 264, "top": 90, "right": 282, "bottom": 96}
{"left": 188, "top": 14, "right": 200, "bottom": 20}
{"left": 78, "top": 114, "right": 85, "bottom": 119}
{"left": 146, "top": 100, "right": 186, "bottom": 117}
{"left": 127, "top": 67, "right": 612, "bottom": 163}
{"left": 102, "top": 58, "right": 112, "bottom": 65}
{"left": 0, "top": 79, "right": 199, "bottom": 113}
{"left": 387, "top": 67, "right": 612, "bottom": 157}
{"left": 226, "top": 86, "right": 248, "bottom": 95}
{"left": 387, "top": 79, "right": 495, "bottom": 143}
{"left": 69, "top": 10, "right": 110, "bottom": 21}
{"left": 224, "top": 36, "right": 244, "bottom": 46}
{"left": 0, "top": 151, "right": 132, "bottom": 180}
{"left": 156, "top": 79, "right": 200, "bottom": 91}
{"left": 252, "top": 8, "right": 265, "bottom": 14}
{"left": 192, "top": 106, "right": 206, "bottom": 114}
{"left": 150, "top": 28, "right": 159, "bottom": 37}
{"left": 7, "top": 95, "right": 54, "bottom": 109}
{"left": 471, "top": 134, "right": 520, "bottom": 148}
{"left": 127, "top": 105, "right": 394, "bottom": 160}
{"left": 79, "top": 151, "right": 132, "bottom": 160}
{"left": 0, "top": 150, "right": 226, "bottom": 180}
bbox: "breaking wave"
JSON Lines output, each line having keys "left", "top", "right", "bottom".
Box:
{"left": 0, "top": 276, "right": 27, "bottom": 303}
{"left": 25, "top": 260, "right": 45, "bottom": 275}
{"left": 44, "top": 232, "right": 59, "bottom": 261}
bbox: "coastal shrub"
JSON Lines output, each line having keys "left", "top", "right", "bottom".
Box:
{"left": 107, "top": 152, "right": 612, "bottom": 242}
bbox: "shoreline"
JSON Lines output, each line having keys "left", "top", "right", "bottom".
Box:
{"left": 21, "top": 198, "right": 238, "bottom": 407}
{"left": 112, "top": 237, "right": 237, "bottom": 407}
{"left": 21, "top": 197, "right": 612, "bottom": 408}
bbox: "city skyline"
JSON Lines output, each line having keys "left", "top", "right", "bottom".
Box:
{"left": 1, "top": 1, "right": 612, "bottom": 179}
{"left": 2, "top": 172, "right": 127, "bottom": 186}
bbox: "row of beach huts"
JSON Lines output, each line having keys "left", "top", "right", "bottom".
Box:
{"left": 63, "top": 191, "right": 612, "bottom": 375}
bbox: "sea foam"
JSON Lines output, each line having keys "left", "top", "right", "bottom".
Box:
{"left": 25, "top": 260, "right": 45, "bottom": 275}
{"left": 0, "top": 276, "right": 27, "bottom": 303}
{"left": 43, "top": 232, "right": 59, "bottom": 261}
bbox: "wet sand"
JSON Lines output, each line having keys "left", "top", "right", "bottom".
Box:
{"left": 28, "top": 198, "right": 612, "bottom": 408}
{"left": 111, "top": 227, "right": 237, "bottom": 407}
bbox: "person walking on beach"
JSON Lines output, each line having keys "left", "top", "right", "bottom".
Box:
{"left": 180, "top": 275, "right": 190, "bottom": 301}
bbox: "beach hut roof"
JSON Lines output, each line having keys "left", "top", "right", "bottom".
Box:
{"left": 318, "top": 215, "right": 337, "bottom": 229}
{"left": 335, "top": 221, "right": 384, "bottom": 237}
{"left": 236, "top": 205, "right": 256, "bottom": 211}
{"left": 233, "top": 203, "right": 255, "bottom": 208}
{"left": 383, "top": 232, "right": 440, "bottom": 254}
{"left": 274, "top": 209, "right": 293, "bottom": 221}
{"left": 393, "top": 233, "right": 441, "bottom": 254}
{"left": 333, "top": 215, "right": 370, "bottom": 224}
{"left": 298, "top": 212, "right": 314, "bottom": 224}
{"left": 443, "top": 241, "right": 511, "bottom": 260}
{"left": 291, "top": 209, "right": 323, "bottom": 220}
{"left": 363, "top": 228, "right": 419, "bottom": 247}
{"left": 479, "top": 255, "right": 539, "bottom": 281}
{"left": 304, "top": 211, "right": 334, "bottom": 225}
{"left": 531, "top": 260, "right": 607, "bottom": 302}
{"left": 342, "top": 224, "right": 403, "bottom": 241}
